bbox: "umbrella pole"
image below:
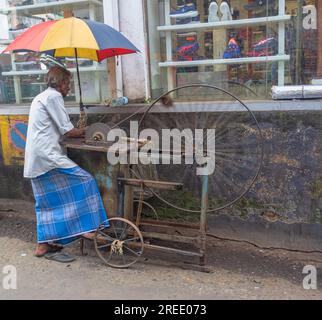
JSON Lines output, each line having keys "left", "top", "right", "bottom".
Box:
{"left": 75, "top": 48, "right": 83, "bottom": 109}
{"left": 75, "top": 48, "right": 87, "bottom": 128}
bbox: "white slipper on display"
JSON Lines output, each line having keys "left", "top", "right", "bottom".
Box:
{"left": 208, "top": 1, "right": 220, "bottom": 22}
{"left": 220, "top": 1, "right": 233, "bottom": 21}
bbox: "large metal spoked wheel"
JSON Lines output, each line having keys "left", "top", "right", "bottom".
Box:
{"left": 136, "top": 84, "right": 264, "bottom": 214}
{"left": 94, "top": 217, "right": 144, "bottom": 268}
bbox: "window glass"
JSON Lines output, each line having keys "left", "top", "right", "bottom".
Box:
{"left": 147, "top": 0, "right": 319, "bottom": 100}
{"left": 0, "top": 0, "right": 107, "bottom": 105}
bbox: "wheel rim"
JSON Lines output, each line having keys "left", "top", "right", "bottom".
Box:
{"left": 136, "top": 84, "right": 264, "bottom": 213}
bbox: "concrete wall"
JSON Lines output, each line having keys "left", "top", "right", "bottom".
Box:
{"left": 1, "top": 105, "right": 322, "bottom": 250}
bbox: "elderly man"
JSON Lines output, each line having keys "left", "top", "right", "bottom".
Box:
{"left": 24, "top": 66, "right": 108, "bottom": 262}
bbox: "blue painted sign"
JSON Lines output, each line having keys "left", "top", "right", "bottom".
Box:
{"left": 9, "top": 122, "right": 27, "bottom": 151}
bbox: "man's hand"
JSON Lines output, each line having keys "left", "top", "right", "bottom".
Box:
{"left": 64, "top": 127, "right": 87, "bottom": 138}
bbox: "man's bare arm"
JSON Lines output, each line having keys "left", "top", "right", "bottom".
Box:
{"left": 64, "top": 127, "right": 86, "bottom": 138}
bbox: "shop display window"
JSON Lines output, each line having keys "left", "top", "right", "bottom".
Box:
{"left": 146, "top": 0, "right": 320, "bottom": 100}
{"left": 0, "top": 0, "right": 108, "bottom": 105}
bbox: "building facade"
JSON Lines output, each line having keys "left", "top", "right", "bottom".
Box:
{"left": 0, "top": 0, "right": 321, "bottom": 104}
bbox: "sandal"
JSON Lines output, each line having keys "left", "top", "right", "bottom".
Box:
{"left": 35, "top": 245, "right": 62, "bottom": 258}
{"left": 44, "top": 252, "right": 76, "bottom": 263}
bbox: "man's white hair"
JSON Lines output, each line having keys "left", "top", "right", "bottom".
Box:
{"left": 46, "top": 66, "right": 71, "bottom": 88}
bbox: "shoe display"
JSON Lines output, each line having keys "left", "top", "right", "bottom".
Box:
{"left": 40, "top": 54, "right": 66, "bottom": 69}
{"left": 208, "top": 1, "right": 220, "bottom": 23}
{"left": 176, "top": 41, "right": 200, "bottom": 57}
{"left": 175, "top": 38, "right": 201, "bottom": 62}
{"left": 223, "top": 38, "right": 241, "bottom": 59}
{"left": 253, "top": 37, "right": 277, "bottom": 51}
{"left": 65, "top": 57, "right": 93, "bottom": 68}
{"left": 14, "top": 52, "right": 38, "bottom": 62}
{"left": 220, "top": 1, "right": 233, "bottom": 21}
{"left": 14, "top": 53, "right": 40, "bottom": 71}
{"left": 176, "top": 14, "right": 200, "bottom": 25}
{"left": 247, "top": 37, "right": 278, "bottom": 56}
{"left": 244, "top": 0, "right": 276, "bottom": 11}
{"left": 170, "top": 3, "right": 199, "bottom": 19}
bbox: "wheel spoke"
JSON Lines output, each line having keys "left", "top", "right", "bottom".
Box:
{"left": 111, "top": 222, "right": 119, "bottom": 239}
{"left": 119, "top": 224, "right": 129, "bottom": 241}
{"left": 98, "top": 230, "right": 115, "bottom": 242}
{"left": 214, "top": 164, "right": 243, "bottom": 195}
{"left": 215, "top": 155, "right": 254, "bottom": 170}
{"left": 123, "top": 244, "right": 141, "bottom": 257}
{"left": 123, "top": 236, "right": 141, "bottom": 243}
{"left": 215, "top": 154, "right": 257, "bottom": 173}
{"left": 97, "top": 243, "right": 112, "bottom": 250}
{"left": 106, "top": 248, "right": 114, "bottom": 263}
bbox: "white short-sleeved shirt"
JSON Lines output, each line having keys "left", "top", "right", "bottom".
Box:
{"left": 24, "top": 87, "right": 76, "bottom": 178}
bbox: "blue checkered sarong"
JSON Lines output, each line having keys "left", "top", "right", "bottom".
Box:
{"left": 31, "top": 166, "right": 109, "bottom": 245}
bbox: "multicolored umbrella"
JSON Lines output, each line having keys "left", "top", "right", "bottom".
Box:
{"left": 3, "top": 17, "right": 139, "bottom": 61}
{"left": 2, "top": 17, "right": 140, "bottom": 125}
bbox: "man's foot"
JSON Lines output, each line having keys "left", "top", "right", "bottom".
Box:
{"left": 35, "top": 243, "right": 63, "bottom": 257}
{"left": 34, "top": 243, "right": 51, "bottom": 257}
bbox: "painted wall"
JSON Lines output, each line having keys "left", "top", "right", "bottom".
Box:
{"left": 0, "top": 115, "right": 31, "bottom": 201}
{"left": 0, "top": 115, "right": 28, "bottom": 166}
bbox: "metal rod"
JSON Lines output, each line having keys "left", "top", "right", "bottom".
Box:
{"left": 199, "top": 174, "right": 208, "bottom": 266}
{"left": 141, "top": 231, "right": 198, "bottom": 245}
{"left": 143, "top": 243, "right": 202, "bottom": 257}
{"left": 117, "top": 178, "right": 183, "bottom": 190}
{"left": 135, "top": 183, "right": 144, "bottom": 227}
{"left": 140, "top": 219, "right": 200, "bottom": 230}
{"left": 74, "top": 48, "right": 84, "bottom": 111}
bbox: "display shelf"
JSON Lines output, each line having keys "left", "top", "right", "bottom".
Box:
{"left": 157, "top": 15, "right": 291, "bottom": 32}
{"left": 159, "top": 54, "right": 290, "bottom": 68}
{"left": 2, "top": 65, "right": 106, "bottom": 76}
{"left": 0, "top": 0, "right": 102, "bottom": 15}
{"left": 160, "top": 0, "right": 288, "bottom": 89}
